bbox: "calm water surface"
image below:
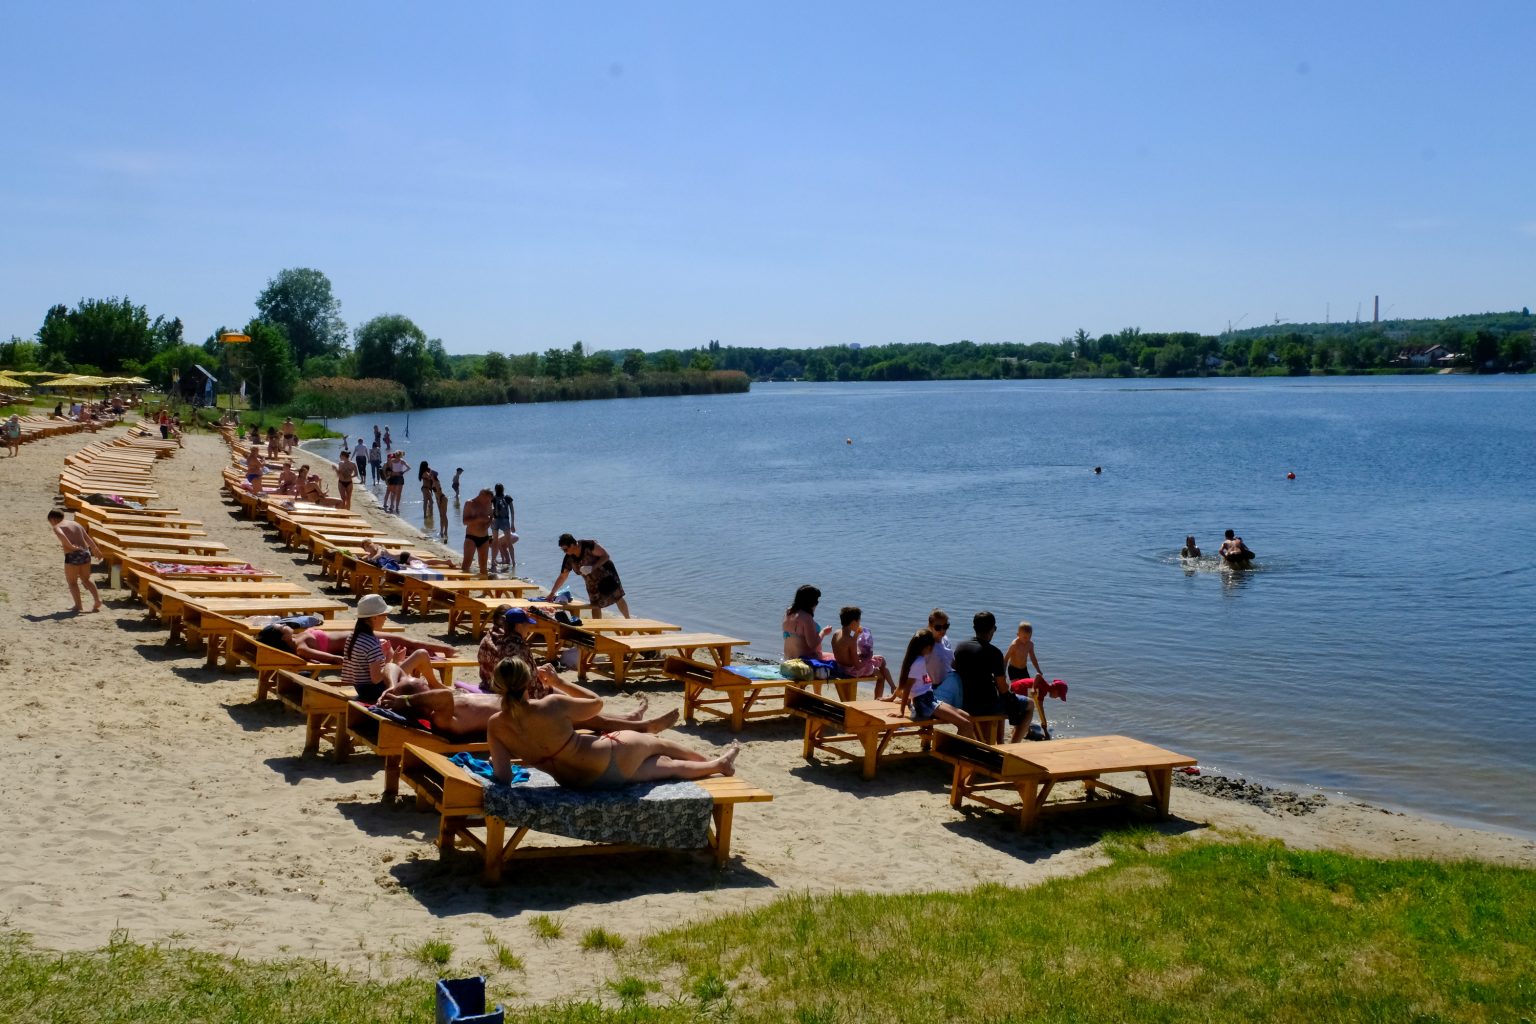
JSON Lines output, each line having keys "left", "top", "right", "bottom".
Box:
{"left": 316, "top": 377, "right": 1536, "bottom": 833}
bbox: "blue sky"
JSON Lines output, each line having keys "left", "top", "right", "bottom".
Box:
{"left": 4, "top": 2, "right": 1532, "bottom": 354}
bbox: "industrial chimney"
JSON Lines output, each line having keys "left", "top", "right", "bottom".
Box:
{"left": 1374, "top": 295, "right": 1379, "bottom": 323}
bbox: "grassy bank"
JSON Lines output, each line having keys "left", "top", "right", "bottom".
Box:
{"left": 4, "top": 838, "right": 1530, "bottom": 1023}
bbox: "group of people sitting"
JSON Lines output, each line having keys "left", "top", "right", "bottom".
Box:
{"left": 293, "top": 596, "right": 740, "bottom": 789}
{"left": 782, "top": 585, "right": 1057, "bottom": 743}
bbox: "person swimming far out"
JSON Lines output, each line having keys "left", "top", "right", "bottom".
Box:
{"left": 1180, "top": 535, "right": 1201, "bottom": 558}
{"left": 1218, "top": 529, "right": 1255, "bottom": 567}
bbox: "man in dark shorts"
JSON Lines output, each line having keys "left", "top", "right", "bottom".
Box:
{"left": 461, "top": 487, "right": 494, "bottom": 576}
{"left": 951, "top": 610, "right": 1034, "bottom": 742}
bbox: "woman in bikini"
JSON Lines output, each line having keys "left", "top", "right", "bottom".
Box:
{"left": 335, "top": 450, "right": 358, "bottom": 509}
{"left": 486, "top": 658, "right": 738, "bottom": 789}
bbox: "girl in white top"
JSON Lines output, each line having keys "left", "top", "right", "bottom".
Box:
{"left": 894, "top": 628, "right": 975, "bottom": 736}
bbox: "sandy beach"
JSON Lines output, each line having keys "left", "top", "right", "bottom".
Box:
{"left": 2, "top": 428, "right": 1532, "bottom": 1005}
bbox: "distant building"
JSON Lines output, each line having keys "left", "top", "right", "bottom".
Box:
{"left": 1393, "top": 344, "right": 1449, "bottom": 368}
{"left": 847, "top": 342, "right": 862, "bottom": 351}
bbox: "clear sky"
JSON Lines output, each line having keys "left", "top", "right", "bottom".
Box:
{"left": 4, "top": 2, "right": 1533, "bottom": 355}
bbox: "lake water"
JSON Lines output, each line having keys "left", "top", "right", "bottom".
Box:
{"left": 313, "top": 376, "right": 1536, "bottom": 834}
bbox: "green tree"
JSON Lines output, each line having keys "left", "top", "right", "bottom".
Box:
{"left": 1, "top": 337, "right": 42, "bottom": 369}
{"left": 301, "top": 354, "right": 343, "bottom": 378}
{"left": 353, "top": 314, "right": 427, "bottom": 382}
{"left": 659, "top": 351, "right": 683, "bottom": 372}
{"left": 241, "top": 318, "right": 299, "bottom": 406}
{"left": 542, "top": 347, "right": 570, "bottom": 379}
{"left": 482, "top": 351, "right": 510, "bottom": 381}
{"left": 1281, "top": 343, "right": 1310, "bottom": 374}
{"left": 690, "top": 352, "right": 715, "bottom": 372}
{"left": 137, "top": 344, "right": 207, "bottom": 391}
{"left": 621, "top": 350, "right": 646, "bottom": 378}
{"left": 39, "top": 297, "right": 159, "bottom": 371}
{"left": 255, "top": 268, "right": 348, "bottom": 365}
{"left": 1499, "top": 333, "right": 1530, "bottom": 368}
{"left": 585, "top": 353, "right": 616, "bottom": 376}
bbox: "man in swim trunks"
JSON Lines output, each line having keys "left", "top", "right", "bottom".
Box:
{"left": 46, "top": 510, "right": 103, "bottom": 613}
{"left": 461, "top": 487, "right": 494, "bottom": 576}
{"left": 487, "top": 659, "right": 738, "bottom": 788}
{"left": 1219, "top": 529, "right": 1254, "bottom": 565}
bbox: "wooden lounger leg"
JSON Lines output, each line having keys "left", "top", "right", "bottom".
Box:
{"left": 859, "top": 729, "right": 880, "bottom": 780}
{"left": 1015, "top": 778, "right": 1050, "bottom": 832}
{"left": 383, "top": 756, "right": 401, "bottom": 800}
{"left": 711, "top": 805, "right": 735, "bottom": 867}
{"left": 728, "top": 691, "right": 747, "bottom": 732}
{"left": 483, "top": 819, "right": 505, "bottom": 883}
{"left": 683, "top": 681, "right": 699, "bottom": 725}
{"left": 949, "top": 764, "right": 967, "bottom": 808}
{"left": 303, "top": 712, "right": 324, "bottom": 757}
{"left": 1147, "top": 768, "right": 1174, "bottom": 818}
{"left": 801, "top": 719, "right": 818, "bottom": 760}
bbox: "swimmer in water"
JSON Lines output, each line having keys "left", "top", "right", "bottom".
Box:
{"left": 1181, "top": 535, "right": 1201, "bottom": 558}
{"left": 1219, "top": 529, "right": 1254, "bottom": 565}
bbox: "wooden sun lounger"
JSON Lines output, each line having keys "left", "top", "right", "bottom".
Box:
{"left": 665, "top": 656, "right": 873, "bottom": 733}
{"left": 148, "top": 579, "right": 312, "bottom": 633}
{"left": 405, "top": 577, "right": 540, "bottom": 618}
{"left": 180, "top": 596, "right": 350, "bottom": 664}
{"left": 930, "top": 732, "right": 1197, "bottom": 832}
{"left": 77, "top": 507, "right": 204, "bottom": 530}
{"left": 533, "top": 612, "right": 681, "bottom": 666}
{"left": 121, "top": 557, "right": 277, "bottom": 601}
{"left": 787, "top": 687, "right": 1004, "bottom": 780}
{"left": 345, "top": 702, "right": 489, "bottom": 799}
{"left": 399, "top": 744, "right": 774, "bottom": 882}
{"left": 445, "top": 595, "right": 589, "bottom": 638}
{"left": 581, "top": 632, "right": 748, "bottom": 687}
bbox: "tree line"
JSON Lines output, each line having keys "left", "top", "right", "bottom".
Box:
{"left": 5, "top": 274, "right": 1530, "bottom": 417}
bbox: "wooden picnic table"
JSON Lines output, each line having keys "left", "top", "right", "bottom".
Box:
{"left": 930, "top": 733, "right": 1196, "bottom": 832}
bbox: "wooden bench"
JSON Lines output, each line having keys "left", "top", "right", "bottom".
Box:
{"left": 787, "top": 687, "right": 1004, "bottom": 779}
{"left": 398, "top": 744, "right": 774, "bottom": 882}
{"left": 407, "top": 577, "right": 540, "bottom": 619}
{"left": 930, "top": 732, "right": 1196, "bottom": 832}
{"left": 666, "top": 656, "right": 870, "bottom": 733}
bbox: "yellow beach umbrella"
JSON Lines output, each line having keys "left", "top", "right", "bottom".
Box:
{"left": 0, "top": 373, "right": 30, "bottom": 389}
{"left": 8, "top": 370, "right": 62, "bottom": 380}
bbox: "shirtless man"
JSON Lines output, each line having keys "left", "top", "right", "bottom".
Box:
{"left": 243, "top": 447, "right": 267, "bottom": 492}
{"left": 274, "top": 464, "right": 299, "bottom": 495}
{"left": 379, "top": 668, "right": 679, "bottom": 738}
{"left": 281, "top": 416, "right": 297, "bottom": 454}
{"left": 46, "top": 510, "right": 103, "bottom": 613}
{"left": 486, "top": 659, "right": 738, "bottom": 788}
{"left": 1219, "top": 529, "right": 1254, "bottom": 566}
{"left": 461, "top": 487, "right": 494, "bottom": 576}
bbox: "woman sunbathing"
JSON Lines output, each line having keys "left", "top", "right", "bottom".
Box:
{"left": 380, "top": 671, "right": 678, "bottom": 738}
{"left": 487, "top": 658, "right": 738, "bottom": 788}
{"left": 258, "top": 620, "right": 454, "bottom": 668}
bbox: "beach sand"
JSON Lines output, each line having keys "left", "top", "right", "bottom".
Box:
{"left": 2, "top": 429, "right": 1532, "bottom": 1004}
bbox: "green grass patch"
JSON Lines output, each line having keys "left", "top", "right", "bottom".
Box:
{"left": 580, "top": 928, "right": 627, "bottom": 953}
{"left": 409, "top": 938, "right": 453, "bottom": 969}
{"left": 642, "top": 838, "right": 1536, "bottom": 1023}
{"left": 3, "top": 842, "right": 1531, "bottom": 1023}
{"left": 528, "top": 914, "right": 564, "bottom": 941}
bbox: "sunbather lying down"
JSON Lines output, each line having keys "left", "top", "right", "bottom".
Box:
{"left": 378, "top": 671, "right": 678, "bottom": 740}
{"left": 486, "top": 658, "right": 739, "bottom": 789}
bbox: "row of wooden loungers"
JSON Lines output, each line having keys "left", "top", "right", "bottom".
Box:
{"left": 8, "top": 411, "right": 96, "bottom": 447}
{"left": 660, "top": 655, "right": 1196, "bottom": 832}
{"left": 205, "top": 432, "right": 776, "bottom": 878}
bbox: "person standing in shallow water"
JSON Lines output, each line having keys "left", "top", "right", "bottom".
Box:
{"left": 546, "top": 534, "right": 629, "bottom": 619}
{"left": 47, "top": 510, "right": 102, "bottom": 613}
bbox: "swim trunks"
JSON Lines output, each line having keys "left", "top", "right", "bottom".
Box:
{"left": 467, "top": 533, "right": 491, "bottom": 549}
{"left": 64, "top": 550, "right": 91, "bottom": 566}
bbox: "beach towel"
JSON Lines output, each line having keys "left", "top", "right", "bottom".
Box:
{"left": 725, "top": 663, "right": 785, "bottom": 682}
{"left": 480, "top": 770, "right": 713, "bottom": 849}
{"left": 146, "top": 561, "right": 260, "bottom": 576}
{"left": 449, "top": 752, "right": 528, "bottom": 785}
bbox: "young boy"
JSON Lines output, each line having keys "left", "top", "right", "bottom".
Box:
{"left": 47, "top": 510, "right": 103, "bottom": 613}
{"left": 451, "top": 467, "right": 463, "bottom": 499}
{"left": 1004, "top": 621, "right": 1043, "bottom": 684}
{"left": 830, "top": 605, "right": 895, "bottom": 699}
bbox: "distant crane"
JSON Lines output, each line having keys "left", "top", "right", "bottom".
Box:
{"left": 1226, "top": 313, "right": 1249, "bottom": 337}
